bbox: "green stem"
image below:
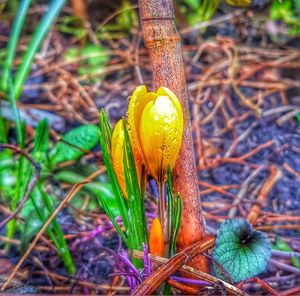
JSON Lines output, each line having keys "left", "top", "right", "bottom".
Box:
{"left": 158, "top": 180, "right": 169, "bottom": 256}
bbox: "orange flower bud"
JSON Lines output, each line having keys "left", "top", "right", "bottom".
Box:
{"left": 149, "top": 217, "right": 164, "bottom": 257}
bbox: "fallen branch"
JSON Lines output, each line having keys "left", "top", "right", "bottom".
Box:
{"left": 132, "top": 236, "right": 248, "bottom": 296}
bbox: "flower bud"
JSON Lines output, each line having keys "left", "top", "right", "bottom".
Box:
{"left": 149, "top": 217, "right": 164, "bottom": 257}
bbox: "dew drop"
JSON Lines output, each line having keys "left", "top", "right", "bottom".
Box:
{"left": 160, "top": 144, "right": 167, "bottom": 152}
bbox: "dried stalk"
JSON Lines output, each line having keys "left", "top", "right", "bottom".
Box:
{"left": 138, "top": 0, "right": 208, "bottom": 272}
{"left": 132, "top": 236, "right": 216, "bottom": 295}
{"left": 247, "top": 165, "right": 282, "bottom": 225}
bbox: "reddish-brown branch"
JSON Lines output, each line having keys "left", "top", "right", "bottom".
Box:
{"left": 138, "top": 0, "right": 208, "bottom": 272}
{"left": 132, "top": 236, "right": 248, "bottom": 296}
{"left": 132, "top": 236, "right": 215, "bottom": 295}
{"left": 247, "top": 165, "right": 282, "bottom": 226}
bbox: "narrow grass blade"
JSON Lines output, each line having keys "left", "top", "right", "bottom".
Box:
{"left": 14, "top": 0, "right": 65, "bottom": 99}
{"left": 38, "top": 185, "right": 75, "bottom": 274}
{"left": 1, "top": 0, "right": 31, "bottom": 92}
{"left": 167, "top": 166, "right": 174, "bottom": 245}
{"left": 171, "top": 194, "right": 181, "bottom": 256}
{"left": 99, "top": 110, "right": 129, "bottom": 230}
{"left": 97, "top": 194, "right": 128, "bottom": 246}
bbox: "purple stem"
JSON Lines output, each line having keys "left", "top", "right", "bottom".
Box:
{"left": 272, "top": 249, "right": 300, "bottom": 258}
{"left": 143, "top": 243, "right": 152, "bottom": 279}
{"left": 119, "top": 249, "right": 141, "bottom": 279}
{"left": 170, "top": 275, "right": 211, "bottom": 286}
{"left": 71, "top": 217, "right": 124, "bottom": 251}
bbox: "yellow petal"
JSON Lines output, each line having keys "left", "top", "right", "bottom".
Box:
{"left": 111, "top": 119, "right": 127, "bottom": 199}
{"left": 139, "top": 95, "right": 183, "bottom": 182}
{"left": 127, "top": 85, "right": 157, "bottom": 158}
{"left": 156, "top": 87, "right": 183, "bottom": 116}
{"left": 111, "top": 119, "right": 143, "bottom": 199}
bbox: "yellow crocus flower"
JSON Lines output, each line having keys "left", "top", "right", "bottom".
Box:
{"left": 111, "top": 119, "right": 142, "bottom": 200}
{"left": 127, "top": 85, "right": 183, "bottom": 183}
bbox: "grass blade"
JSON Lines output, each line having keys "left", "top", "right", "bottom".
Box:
{"left": 1, "top": 0, "right": 31, "bottom": 92}
{"left": 14, "top": 0, "right": 65, "bottom": 99}
{"left": 99, "top": 110, "right": 129, "bottom": 230}
{"left": 171, "top": 194, "right": 181, "bottom": 256}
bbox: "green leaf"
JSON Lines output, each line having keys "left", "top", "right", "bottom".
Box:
{"left": 115, "top": 0, "right": 138, "bottom": 31}
{"left": 32, "top": 119, "right": 50, "bottom": 170}
{"left": 212, "top": 219, "right": 271, "bottom": 283}
{"left": 182, "top": 0, "right": 200, "bottom": 9}
{"left": 273, "top": 236, "right": 300, "bottom": 268}
{"left": 296, "top": 113, "right": 300, "bottom": 125}
{"left": 63, "top": 44, "right": 109, "bottom": 77}
{"left": 99, "top": 110, "right": 129, "bottom": 231}
{"left": 171, "top": 194, "right": 181, "bottom": 256}
{"left": 55, "top": 170, "right": 120, "bottom": 217}
{"left": 57, "top": 16, "right": 86, "bottom": 39}
{"left": 13, "top": 0, "right": 66, "bottom": 99}
{"left": 50, "top": 125, "right": 99, "bottom": 166}
{"left": 33, "top": 119, "right": 49, "bottom": 155}
{"left": 20, "top": 209, "right": 42, "bottom": 252}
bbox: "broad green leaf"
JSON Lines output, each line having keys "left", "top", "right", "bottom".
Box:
{"left": 50, "top": 125, "right": 99, "bottom": 166}
{"left": 212, "top": 219, "right": 271, "bottom": 283}
{"left": 63, "top": 44, "right": 109, "bottom": 77}
{"left": 57, "top": 16, "right": 86, "bottom": 39}
{"left": 116, "top": 0, "right": 138, "bottom": 31}
{"left": 55, "top": 170, "right": 120, "bottom": 217}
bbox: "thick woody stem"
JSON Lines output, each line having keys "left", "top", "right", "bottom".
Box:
{"left": 138, "top": 0, "right": 208, "bottom": 271}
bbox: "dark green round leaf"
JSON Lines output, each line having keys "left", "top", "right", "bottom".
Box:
{"left": 50, "top": 125, "right": 99, "bottom": 166}
{"left": 212, "top": 219, "right": 271, "bottom": 283}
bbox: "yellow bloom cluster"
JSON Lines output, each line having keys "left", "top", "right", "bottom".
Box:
{"left": 111, "top": 85, "right": 183, "bottom": 199}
